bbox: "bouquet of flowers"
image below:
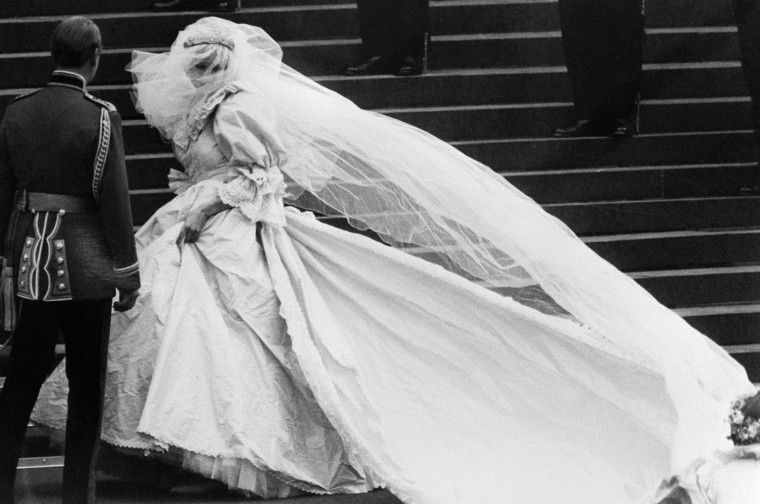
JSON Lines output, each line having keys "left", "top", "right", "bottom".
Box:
{"left": 728, "top": 391, "right": 760, "bottom": 446}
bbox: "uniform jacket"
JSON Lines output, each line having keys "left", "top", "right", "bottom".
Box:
{"left": 0, "top": 71, "right": 140, "bottom": 300}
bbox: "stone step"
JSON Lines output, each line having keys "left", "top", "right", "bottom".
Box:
{"left": 278, "top": 195, "right": 760, "bottom": 240}
{"left": 454, "top": 131, "right": 759, "bottom": 171}
{"left": 0, "top": 2, "right": 743, "bottom": 53}
{"left": 679, "top": 304, "right": 760, "bottom": 347}
{"left": 381, "top": 98, "right": 754, "bottom": 141}
{"left": 2, "top": 63, "right": 750, "bottom": 120}
{"left": 0, "top": 0, "right": 743, "bottom": 33}
{"left": 632, "top": 266, "right": 760, "bottom": 308}
{"left": 124, "top": 154, "right": 759, "bottom": 203}
{"left": 583, "top": 228, "right": 760, "bottom": 271}
{"left": 544, "top": 196, "right": 760, "bottom": 236}
{"left": 509, "top": 163, "right": 760, "bottom": 203}
{"left": 112, "top": 99, "right": 754, "bottom": 159}
{"left": 0, "top": 29, "right": 742, "bottom": 88}
{"left": 487, "top": 265, "right": 760, "bottom": 308}
{"left": 0, "top": 0, "right": 739, "bottom": 30}
{"left": 119, "top": 132, "right": 760, "bottom": 184}
{"left": 733, "top": 353, "right": 760, "bottom": 382}
{"left": 3, "top": 2, "right": 548, "bottom": 52}
{"left": 411, "top": 228, "right": 760, "bottom": 273}
{"left": 130, "top": 192, "right": 760, "bottom": 238}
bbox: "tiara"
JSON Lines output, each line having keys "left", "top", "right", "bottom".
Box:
{"left": 183, "top": 35, "right": 235, "bottom": 51}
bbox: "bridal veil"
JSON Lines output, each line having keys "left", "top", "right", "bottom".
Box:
{"left": 126, "top": 16, "right": 754, "bottom": 502}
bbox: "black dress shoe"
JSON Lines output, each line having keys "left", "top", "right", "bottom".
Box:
{"left": 208, "top": 0, "right": 236, "bottom": 11}
{"left": 394, "top": 56, "right": 422, "bottom": 77}
{"left": 152, "top": 0, "right": 192, "bottom": 10}
{"left": 552, "top": 119, "right": 609, "bottom": 138}
{"left": 611, "top": 118, "right": 635, "bottom": 138}
{"left": 151, "top": 0, "right": 236, "bottom": 11}
{"left": 343, "top": 56, "right": 394, "bottom": 76}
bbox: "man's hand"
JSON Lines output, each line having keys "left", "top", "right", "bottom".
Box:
{"left": 113, "top": 288, "right": 139, "bottom": 312}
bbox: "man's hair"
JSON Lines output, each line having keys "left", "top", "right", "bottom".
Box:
{"left": 50, "top": 16, "right": 102, "bottom": 68}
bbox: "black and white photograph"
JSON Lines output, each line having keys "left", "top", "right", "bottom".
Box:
{"left": 0, "top": 1, "right": 759, "bottom": 504}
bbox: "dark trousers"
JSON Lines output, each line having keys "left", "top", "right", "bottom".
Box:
{"left": 735, "top": 0, "right": 760, "bottom": 150}
{"left": 558, "top": 0, "right": 645, "bottom": 123}
{"left": 0, "top": 299, "right": 111, "bottom": 504}
{"left": 356, "top": 0, "right": 429, "bottom": 62}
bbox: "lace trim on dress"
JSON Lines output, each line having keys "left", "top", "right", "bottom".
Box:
{"left": 174, "top": 83, "right": 243, "bottom": 149}
{"left": 218, "top": 166, "right": 287, "bottom": 225}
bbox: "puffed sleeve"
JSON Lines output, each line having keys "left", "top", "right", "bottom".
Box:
{"left": 214, "top": 91, "right": 287, "bottom": 226}
{"left": 213, "top": 90, "right": 286, "bottom": 169}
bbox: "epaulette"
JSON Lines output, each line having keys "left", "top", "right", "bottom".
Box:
{"left": 8, "top": 89, "right": 41, "bottom": 105}
{"left": 84, "top": 92, "right": 117, "bottom": 113}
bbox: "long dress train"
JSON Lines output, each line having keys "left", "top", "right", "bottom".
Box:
{"left": 33, "top": 170, "right": 736, "bottom": 503}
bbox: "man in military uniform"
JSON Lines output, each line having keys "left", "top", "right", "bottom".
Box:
{"left": 553, "top": 0, "right": 645, "bottom": 137}
{"left": 343, "top": 0, "right": 430, "bottom": 77}
{"left": 0, "top": 17, "right": 140, "bottom": 504}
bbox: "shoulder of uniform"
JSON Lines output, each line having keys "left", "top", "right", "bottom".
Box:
{"left": 8, "top": 89, "right": 41, "bottom": 105}
{"left": 84, "top": 92, "right": 118, "bottom": 113}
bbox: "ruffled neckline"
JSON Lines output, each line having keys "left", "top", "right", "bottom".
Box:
{"left": 172, "top": 82, "right": 245, "bottom": 150}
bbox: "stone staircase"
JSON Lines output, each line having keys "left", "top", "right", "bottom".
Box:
{"left": 0, "top": 0, "right": 758, "bottom": 387}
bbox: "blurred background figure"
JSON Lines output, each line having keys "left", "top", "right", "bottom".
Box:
{"left": 151, "top": 0, "right": 236, "bottom": 12}
{"left": 553, "top": 0, "right": 645, "bottom": 137}
{"left": 343, "top": 0, "right": 429, "bottom": 77}
{"left": 735, "top": 0, "right": 760, "bottom": 193}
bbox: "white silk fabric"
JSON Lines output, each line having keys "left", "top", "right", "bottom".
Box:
{"left": 33, "top": 187, "right": 686, "bottom": 502}
{"left": 31, "top": 175, "right": 747, "bottom": 503}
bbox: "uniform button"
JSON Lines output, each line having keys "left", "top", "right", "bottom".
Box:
{"left": 56, "top": 257, "right": 64, "bottom": 265}
{"left": 22, "top": 254, "right": 28, "bottom": 261}
{"left": 57, "top": 269, "right": 65, "bottom": 277}
{"left": 18, "top": 280, "right": 25, "bottom": 287}
{"left": 25, "top": 238, "right": 32, "bottom": 246}
{"left": 57, "top": 283, "right": 66, "bottom": 290}
{"left": 20, "top": 266, "right": 26, "bottom": 273}
{"left": 55, "top": 243, "right": 64, "bottom": 251}
{"left": 58, "top": 209, "right": 66, "bottom": 216}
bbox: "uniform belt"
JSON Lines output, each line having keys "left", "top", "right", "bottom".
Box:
{"left": 15, "top": 190, "right": 97, "bottom": 214}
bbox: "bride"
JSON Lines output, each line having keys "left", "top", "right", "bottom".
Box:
{"left": 32, "top": 16, "right": 754, "bottom": 504}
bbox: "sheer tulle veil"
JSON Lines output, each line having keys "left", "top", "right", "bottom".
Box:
{"left": 128, "top": 17, "right": 753, "bottom": 474}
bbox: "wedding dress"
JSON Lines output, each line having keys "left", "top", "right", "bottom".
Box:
{"left": 31, "top": 17, "right": 755, "bottom": 504}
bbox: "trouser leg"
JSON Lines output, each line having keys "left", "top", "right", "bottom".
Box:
{"left": 559, "top": 0, "right": 644, "bottom": 122}
{"left": 356, "top": 0, "right": 392, "bottom": 58}
{"left": 60, "top": 299, "right": 111, "bottom": 504}
{"left": 393, "top": 0, "right": 430, "bottom": 61}
{"left": 0, "top": 301, "right": 60, "bottom": 504}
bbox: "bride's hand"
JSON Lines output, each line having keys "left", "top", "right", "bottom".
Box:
{"left": 177, "top": 209, "right": 209, "bottom": 246}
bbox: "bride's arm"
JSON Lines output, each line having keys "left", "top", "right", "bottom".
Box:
{"left": 213, "top": 89, "right": 286, "bottom": 169}
{"left": 180, "top": 198, "right": 233, "bottom": 244}
{"left": 180, "top": 91, "right": 287, "bottom": 244}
